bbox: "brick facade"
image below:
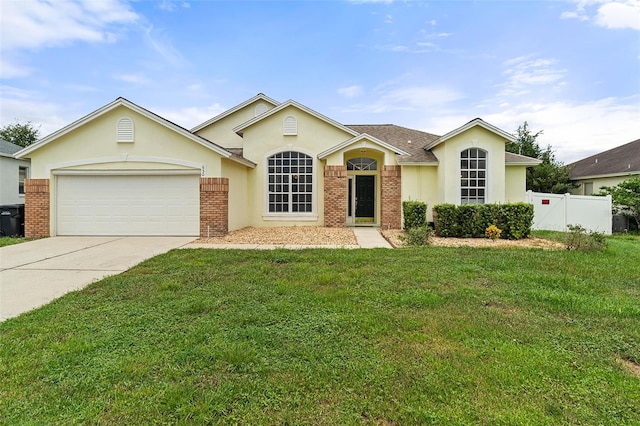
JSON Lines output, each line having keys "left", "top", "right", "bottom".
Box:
{"left": 324, "top": 165, "right": 347, "bottom": 227}
{"left": 380, "top": 165, "right": 402, "bottom": 230}
{"left": 24, "top": 178, "right": 50, "bottom": 238}
{"left": 200, "top": 177, "right": 229, "bottom": 237}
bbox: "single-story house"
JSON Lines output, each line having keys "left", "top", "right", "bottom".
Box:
{"left": 15, "top": 94, "right": 540, "bottom": 238}
{"left": 568, "top": 138, "right": 640, "bottom": 195}
{"left": 0, "top": 139, "right": 30, "bottom": 206}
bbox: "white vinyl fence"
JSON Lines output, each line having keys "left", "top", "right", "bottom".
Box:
{"left": 526, "top": 191, "right": 612, "bottom": 235}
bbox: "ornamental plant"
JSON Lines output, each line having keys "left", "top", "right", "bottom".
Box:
{"left": 485, "top": 224, "right": 502, "bottom": 240}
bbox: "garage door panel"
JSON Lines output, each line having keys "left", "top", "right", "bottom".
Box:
{"left": 56, "top": 175, "right": 200, "bottom": 236}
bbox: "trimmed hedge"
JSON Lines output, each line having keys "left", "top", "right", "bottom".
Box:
{"left": 402, "top": 201, "right": 427, "bottom": 230}
{"left": 432, "top": 203, "right": 534, "bottom": 240}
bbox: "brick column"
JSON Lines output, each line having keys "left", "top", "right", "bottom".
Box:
{"left": 24, "top": 178, "right": 50, "bottom": 238}
{"left": 324, "top": 165, "right": 347, "bottom": 227}
{"left": 381, "top": 165, "right": 402, "bottom": 230}
{"left": 200, "top": 177, "right": 229, "bottom": 237}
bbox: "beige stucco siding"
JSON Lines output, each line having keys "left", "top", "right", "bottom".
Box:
{"left": 505, "top": 166, "right": 527, "bottom": 202}
{"left": 570, "top": 174, "right": 639, "bottom": 195}
{"left": 195, "top": 100, "right": 275, "bottom": 149}
{"left": 401, "top": 165, "right": 438, "bottom": 221}
{"left": 238, "top": 106, "right": 357, "bottom": 227}
{"left": 26, "top": 106, "right": 224, "bottom": 178}
{"left": 222, "top": 158, "right": 250, "bottom": 231}
{"left": 433, "top": 126, "right": 507, "bottom": 204}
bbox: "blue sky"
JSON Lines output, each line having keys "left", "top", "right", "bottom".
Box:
{"left": 1, "top": 0, "right": 638, "bottom": 163}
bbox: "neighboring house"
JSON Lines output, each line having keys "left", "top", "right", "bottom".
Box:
{"left": 15, "top": 94, "right": 540, "bottom": 238}
{"left": 568, "top": 138, "right": 640, "bottom": 195}
{"left": 0, "top": 139, "right": 30, "bottom": 206}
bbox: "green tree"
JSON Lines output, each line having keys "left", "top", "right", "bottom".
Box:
{"left": 506, "top": 121, "right": 577, "bottom": 193}
{"left": 0, "top": 120, "right": 40, "bottom": 147}
{"left": 599, "top": 176, "right": 640, "bottom": 230}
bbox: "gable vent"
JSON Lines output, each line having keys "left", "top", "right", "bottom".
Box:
{"left": 283, "top": 116, "right": 297, "bottom": 135}
{"left": 254, "top": 103, "right": 268, "bottom": 116}
{"left": 117, "top": 117, "right": 134, "bottom": 142}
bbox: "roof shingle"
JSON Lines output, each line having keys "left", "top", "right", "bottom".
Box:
{"left": 568, "top": 139, "right": 640, "bottom": 179}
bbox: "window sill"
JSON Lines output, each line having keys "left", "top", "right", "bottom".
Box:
{"left": 262, "top": 214, "right": 318, "bottom": 221}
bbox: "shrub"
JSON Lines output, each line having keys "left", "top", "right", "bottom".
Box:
{"left": 566, "top": 225, "right": 608, "bottom": 252}
{"left": 432, "top": 203, "right": 534, "bottom": 240}
{"left": 432, "top": 204, "right": 458, "bottom": 237}
{"left": 400, "top": 225, "right": 434, "bottom": 246}
{"left": 485, "top": 225, "right": 502, "bottom": 240}
{"left": 402, "top": 201, "right": 427, "bottom": 230}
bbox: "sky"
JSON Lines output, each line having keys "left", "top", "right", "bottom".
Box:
{"left": 1, "top": 0, "right": 639, "bottom": 163}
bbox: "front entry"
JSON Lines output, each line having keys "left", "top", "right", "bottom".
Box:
{"left": 347, "top": 175, "right": 376, "bottom": 225}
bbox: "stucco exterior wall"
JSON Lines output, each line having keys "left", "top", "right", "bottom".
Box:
{"left": 570, "top": 174, "right": 639, "bottom": 195}
{"left": 433, "top": 126, "right": 507, "bottom": 205}
{"left": 505, "top": 166, "right": 527, "bottom": 202}
{"left": 194, "top": 100, "right": 275, "bottom": 149}
{"left": 0, "top": 156, "right": 30, "bottom": 205}
{"left": 25, "top": 105, "right": 223, "bottom": 178}
{"left": 221, "top": 158, "right": 250, "bottom": 231}
{"left": 401, "top": 165, "right": 438, "bottom": 221}
{"left": 239, "top": 106, "right": 355, "bottom": 227}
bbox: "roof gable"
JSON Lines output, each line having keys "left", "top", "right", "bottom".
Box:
{"left": 317, "top": 133, "right": 411, "bottom": 159}
{"left": 190, "top": 93, "right": 279, "bottom": 133}
{"left": 347, "top": 124, "right": 439, "bottom": 164}
{"left": 233, "top": 99, "right": 360, "bottom": 137}
{"left": 14, "top": 98, "right": 246, "bottom": 164}
{"left": 424, "top": 118, "right": 515, "bottom": 150}
{"left": 568, "top": 138, "right": 640, "bottom": 179}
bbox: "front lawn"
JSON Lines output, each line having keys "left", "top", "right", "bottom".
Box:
{"left": 0, "top": 236, "right": 29, "bottom": 247}
{"left": 1, "top": 236, "right": 639, "bottom": 424}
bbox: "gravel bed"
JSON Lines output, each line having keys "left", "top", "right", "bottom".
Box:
{"left": 197, "top": 226, "right": 358, "bottom": 245}
{"left": 381, "top": 229, "right": 564, "bottom": 250}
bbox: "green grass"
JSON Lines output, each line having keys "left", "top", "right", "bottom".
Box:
{"left": 1, "top": 236, "right": 639, "bottom": 424}
{"left": 0, "top": 236, "right": 30, "bottom": 247}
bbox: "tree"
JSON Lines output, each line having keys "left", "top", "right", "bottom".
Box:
{"left": 0, "top": 120, "right": 40, "bottom": 147}
{"left": 599, "top": 176, "right": 640, "bottom": 230}
{"left": 506, "top": 121, "right": 577, "bottom": 194}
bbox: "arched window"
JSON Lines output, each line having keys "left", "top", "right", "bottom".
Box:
{"left": 117, "top": 117, "right": 134, "bottom": 142}
{"left": 283, "top": 116, "right": 297, "bottom": 135}
{"left": 267, "top": 151, "right": 313, "bottom": 213}
{"left": 460, "top": 148, "right": 486, "bottom": 204}
{"left": 347, "top": 157, "right": 377, "bottom": 171}
{"left": 254, "top": 103, "right": 268, "bottom": 116}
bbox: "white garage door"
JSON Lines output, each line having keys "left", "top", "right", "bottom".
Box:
{"left": 56, "top": 174, "right": 200, "bottom": 236}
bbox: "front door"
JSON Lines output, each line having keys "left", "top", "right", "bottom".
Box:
{"left": 355, "top": 175, "right": 375, "bottom": 223}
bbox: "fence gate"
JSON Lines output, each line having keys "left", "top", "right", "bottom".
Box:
{"left": 526, "top": 191, "right": 612, "bottom": 235}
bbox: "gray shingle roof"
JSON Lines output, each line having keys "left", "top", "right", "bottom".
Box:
{"left": 568, "top": 138, "right": 640, "bottom": 179}
{"left": 0, "top": 139, "right": 24, "bottom": 157}
{"left": 346, "top": 124, "right": 440, "bottom": 163}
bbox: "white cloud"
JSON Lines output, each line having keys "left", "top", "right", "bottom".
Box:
{"left": 154, "top": 104, "right": 227, "bottom": 130}
{"left": 338, "top": 85, "right": 364, "bottom": 98}
{"left": 596, "top": 1, "right": 640, "bottom": 30}
{"left": 143, "top": 25, "right": 187, "bottom": 67}
{"left": 0, "top": 0, "right": 139, "bottom": 79}
{"left": 499, "top": 56, "right": 567, "bottom": 97}
{"left": 0, "top": 0, "right": 138, "bottom": 51}
{"left": 561, "top": 0, "right": 640, "bottom": 30}
{"left": 0, "top": 86, "right": 79, "bottom": 136}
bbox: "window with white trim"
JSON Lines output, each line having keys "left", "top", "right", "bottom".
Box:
{"left": 267, "top": 151, "right": 313, "bottom": 213}
{"left": 347, "top": 157, "right": 377, "bottom": 171}
{"left": 117, "top": 117, "right": 134, "bottom": 142}
{"left": 283, "top": 116, "right": 297, "bottom": 135}
{"left": 18, "top": 166, "right": 28, "bottom": 195}
{"left": 460, "top": 148, "right": 486, "bottom": 204}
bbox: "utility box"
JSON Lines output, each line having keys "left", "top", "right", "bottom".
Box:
{"left": 0, "top": 204, "right": 25, "bottom": 237}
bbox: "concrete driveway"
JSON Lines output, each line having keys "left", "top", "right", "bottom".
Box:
{"left": 0, "top": 236, "right": 195, "bottom": 322}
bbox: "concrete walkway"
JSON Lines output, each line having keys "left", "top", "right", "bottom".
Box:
{"left": 0, "top": 236, "right": 194, "bottom": 322}
{"left": 183, "top": 227, "right": 392, "bottom": 249}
